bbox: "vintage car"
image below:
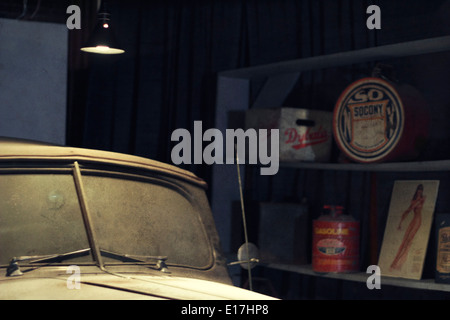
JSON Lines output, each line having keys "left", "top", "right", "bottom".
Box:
{"left": 0, "top": 137, "right": 274, "bottom": 300}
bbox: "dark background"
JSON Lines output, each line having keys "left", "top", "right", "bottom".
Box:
{"left": 2, "top": 0, "right": 450, "bottom": 299}
{"left": 2, "top": 0, "right": 448, "bottom": 182}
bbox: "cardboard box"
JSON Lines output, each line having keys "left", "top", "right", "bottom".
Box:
{"left": 245, "top": 107, "right": 333, "bottom": 162}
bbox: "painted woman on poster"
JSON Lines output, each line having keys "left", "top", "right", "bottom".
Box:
{"left": 390, "top": 184, "right": 426, "bottom": 271}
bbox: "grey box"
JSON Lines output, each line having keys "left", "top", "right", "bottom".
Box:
{"left": 258, "top": 202, "right": 308, "bottom": 265}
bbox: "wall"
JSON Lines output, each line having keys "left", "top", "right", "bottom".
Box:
{"left": 0, "top": 18, "right": 67, "bottom": 145}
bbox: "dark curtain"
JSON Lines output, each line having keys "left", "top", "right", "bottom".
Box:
{"left": 66, "top": 0, "right": 448, "bottom": 185}
{"left": 67, "top": 0, "right": 98, "bottom": 146}
{"left": 67, "top": 0, "right": 373, "bottom": 186}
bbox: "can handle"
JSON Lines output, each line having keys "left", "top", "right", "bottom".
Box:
{"left": 323, "top": 205, "right": 344, "bottom": 218}
{"left": 296, "top": 119, "right": 315, "bottom": 127}
{"left": 372, "top": 63, "right": 398, "bottom": 83}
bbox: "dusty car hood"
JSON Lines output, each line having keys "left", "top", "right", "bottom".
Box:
{"left": 0, "top": 272, "right": 277, "bottom": 300}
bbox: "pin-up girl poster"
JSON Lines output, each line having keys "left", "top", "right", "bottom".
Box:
{"left": 378, "top": 180, "right": 439, "bottom": 280}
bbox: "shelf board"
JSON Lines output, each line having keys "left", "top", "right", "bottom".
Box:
{"left": 220, "top": 35, "right": 450, "bottom": 79}
{"left": 266, "top": 263, "right": 450, "bottom": 293}
{"left": 280, "top": 160, "right": 450, "bottom": 172}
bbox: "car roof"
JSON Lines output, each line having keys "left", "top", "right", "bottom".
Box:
{"left": 0, "top": 137, "right": 207, "bottom": 188}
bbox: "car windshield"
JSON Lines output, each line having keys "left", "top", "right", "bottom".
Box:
{"left": 0, "top": 168, "right": 212, "bottom": 269}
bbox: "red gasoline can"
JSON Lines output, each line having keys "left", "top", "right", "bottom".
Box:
{"left": 312, "top": 205, "right": 360, "bottom": 273}
{"left": 333, "top": 77, "right": 429, "bottom": 163}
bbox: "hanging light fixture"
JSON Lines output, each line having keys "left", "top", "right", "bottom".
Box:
{"left": 81, "top": 1, "right": 124, "bottom": 54}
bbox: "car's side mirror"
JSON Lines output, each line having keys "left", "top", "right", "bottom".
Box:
{"left": 228, "top": 242, "right": 260, "bottom": 269}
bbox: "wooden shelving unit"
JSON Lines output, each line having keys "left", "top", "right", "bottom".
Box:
{"left": 214, "top": 35, "right": 450, "bottom": 296}
{"left": 266, "top": 264, "right": 450, "bottom": 293}
{"left": 280, "top": 160, "right": 450, "bottom": 172}
{"left": 220, "top": 35, "right": 450, "bottom": 79}
{"left": 261, "top": 160, "right": 450, "bottom": 293}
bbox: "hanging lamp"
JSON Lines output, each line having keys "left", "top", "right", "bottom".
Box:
{"left": 81, "top": 1, "right": 124, "bottom": 54}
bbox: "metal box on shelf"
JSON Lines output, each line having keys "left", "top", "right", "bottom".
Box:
{"left": 258, "top": 202, "right": 309, "bottom": 265}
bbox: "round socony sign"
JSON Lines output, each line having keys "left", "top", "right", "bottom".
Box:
{"left": 333, "top": 77, "right": 429, "bottom": 163}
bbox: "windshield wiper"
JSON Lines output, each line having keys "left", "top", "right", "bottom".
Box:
{"left": 100, "top": 249, "right": 170, "bottom": 273}
{"left": 6, "top": 248, "right": 91, "bottom": 276}
{"left": 72, "top": 161, "right": 105, "bottom": 271}
{"left": 6, "top": 248, "right": 170, "bottom": 277}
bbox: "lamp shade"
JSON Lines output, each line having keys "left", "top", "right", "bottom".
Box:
{"left": 81, "top": 12, "right": 124, "bottom": 54}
